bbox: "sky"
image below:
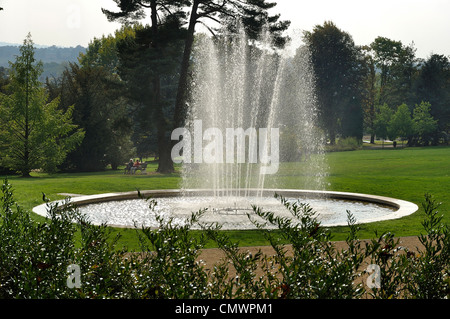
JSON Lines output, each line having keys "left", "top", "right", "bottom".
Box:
{"left": 0, "top": 0, "right": 449, "bottom": 59}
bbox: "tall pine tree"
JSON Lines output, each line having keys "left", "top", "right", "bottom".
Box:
{"left": 103, "top": 0, "right": 188, "bottom": 173}
{"left": 103, "top": 0, "right": 289, "bottom": 172}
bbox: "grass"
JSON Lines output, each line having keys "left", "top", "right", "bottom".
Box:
{"left": 2, "top": 146, "right": 449, "bottom": 250}
{"left": 324, "top": 146, "right": 449, "bottom": 239}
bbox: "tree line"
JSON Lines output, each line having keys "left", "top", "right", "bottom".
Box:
{"left": 305, "top": 21, "right": 449, "bottom": 147}
{"left": 0, "top": 0, "right": 290, "bottom": 176}
{"left": 1, "top": 3, "right": 449, "bottom": 177}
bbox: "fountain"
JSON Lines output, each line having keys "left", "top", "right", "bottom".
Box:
{"left": 33, "top": 27, "right": 418, "bottom": 229}
{"left": 179, "top": 27, "right": 326, "bottom": 195}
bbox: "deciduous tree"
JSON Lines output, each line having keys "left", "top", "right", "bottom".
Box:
{"left": 414, "top": 54, "right": 450, "bottom": 138}
{"left": 373, "top": 104, "right": 392, "bottom": 147}
{"left": 390, "top": 103, "right": 413, "bottom": 146}
{"left": 360, "top": 46, "right": 377, "bottom": 143}
{"left": 304, "top": 21, "right": 365, "bottom": 144}
{"left": 371, "top": 37, "right": 418, "bottom": 108}
{"left": 412, "top": 101, "right": 438, "bottom": 146}
{"left": 49, "top": 62, "right": 134, "bottom": 171}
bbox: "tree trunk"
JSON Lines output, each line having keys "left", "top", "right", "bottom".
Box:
{"left": 172, "top": 0, "right": 199, "bottom": 131}
{"left": 156, "top": 123, "right": 174, "bottom": 173}
{"left": 153, "top": 76, "right": 174, "bottom": 174}
{"left": 154, "top": 75, "right": 174, "bottom": 173}
{"left": 23, "top": 54, "right": 31, "bottom": 178}
{"left": 329, "top": 131, "right": 336, "bottom": 145}
{"left": 150, "top": 0, "right": 174, "bottom": 173}
{"left": 22, "top": 146, "right": 31, "bottom": 177}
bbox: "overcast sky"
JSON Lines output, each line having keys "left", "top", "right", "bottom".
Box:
{"left": 0, "top": 0, "right": 449, "bottom": 59}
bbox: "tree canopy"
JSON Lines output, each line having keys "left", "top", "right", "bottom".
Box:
{"left": 101, "top": 0, "right": 290, "bottom": 172}
{"left": 2, "top": 9, "right": 449, "bottom": 177}
{"left": 304, "top": 21, "right": 365, "bottom": 144}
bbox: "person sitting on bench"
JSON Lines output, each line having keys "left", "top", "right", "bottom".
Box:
{"left": 125, "top": 159, "right": 134, "bottom": 174}
{"left": 131, "top": 159, "right": 140, "bottom": 174}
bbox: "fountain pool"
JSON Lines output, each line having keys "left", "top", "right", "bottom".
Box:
{"left": 32, "top": 189, "right": 418, "bottom": 230}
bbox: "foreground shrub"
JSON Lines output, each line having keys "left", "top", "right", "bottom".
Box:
{"left": 0, "top": 178, "right": 139, "bottom": 298}
{"left": 132, "top": 204, "right": 213, "bottom": 299}
{"left": 203, "top": 197, "right": 366, "bottom": 299}
{"left": 0, "top": 178, "right": 448, "bottom": 299}
{"left": 365, "top": 194, "right": 449, "bottom": 299}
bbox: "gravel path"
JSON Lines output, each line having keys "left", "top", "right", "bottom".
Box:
{"left": 198, "top": 236, "right": 425, "bottom": 268}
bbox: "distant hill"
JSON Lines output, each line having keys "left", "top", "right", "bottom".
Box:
{"left": 0, "top": 44, "right": 86, "bottom": 81}
{"left": 0, "top": 44, "right": 86, "bottom": 67}
{"left": 0, "top": 41, "right": 51, "bottom": 48}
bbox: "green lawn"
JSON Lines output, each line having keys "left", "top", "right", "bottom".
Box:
{"left": 324, "top": 146, "right": 450, "bottom": 240}
{"left": 2, "top": 146, "right": 449, "bottom": 249}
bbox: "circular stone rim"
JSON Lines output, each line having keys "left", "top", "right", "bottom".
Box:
{"left": 32, "top": 189, "right": 419, "bottom": 228}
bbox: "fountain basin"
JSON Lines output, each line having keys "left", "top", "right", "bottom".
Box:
{"left": 32, "top": 189, "right": 418, "bottom": 230}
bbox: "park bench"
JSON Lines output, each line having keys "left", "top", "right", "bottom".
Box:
{"left": 135, "top": 163, "right": 147, "bottom": 174}
{"left": 124, "top": 162, "right": 148, "bottom": 174}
